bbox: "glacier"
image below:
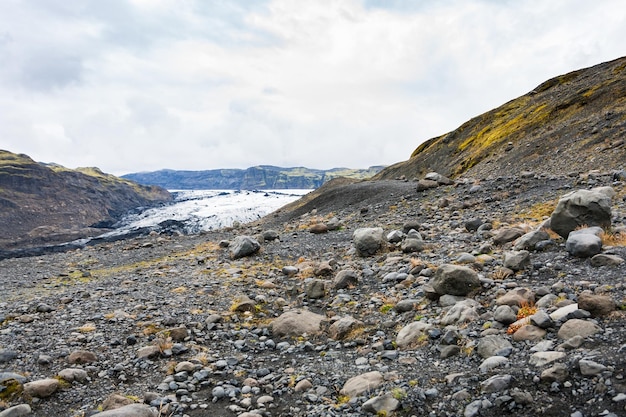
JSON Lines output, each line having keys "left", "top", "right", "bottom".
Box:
{"left": 102, "top": 189, "right": 310, "bottom": 237}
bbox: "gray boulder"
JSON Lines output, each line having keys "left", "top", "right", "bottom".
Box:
{"left": 94, "top": 404, "right": 156, "bottom": 417}
{"left": 431, "top": 264, "right": 480, "bottom": 296}
{"left": 566, "top": 228, "right": 603, "bottom": 258}
{"left": 271, "top": 309, "right": 325, "bottom": 337}
{"left": 550, "top": 187, "right": 614, "bottom": 238}
{"left": 229, "top": 236, "right": 261, "bottom": 259}
{"left": 503, "top": 250, "right": 531, "bottom": 271}
{"left": 353, "top": 227, "right": 385, "bottom": 256}
{"left": 513, "top": 230, "right": 550, "bottom": 251}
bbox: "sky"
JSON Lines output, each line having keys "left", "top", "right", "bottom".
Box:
{"left": 0, "top": 1, "right": 625, "bottom": 175}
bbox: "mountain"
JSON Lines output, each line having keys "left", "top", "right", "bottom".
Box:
{"left": 0, "top": 150, "right": 172, "bottom": 250}
{"left": 375, "top": 56, "right": 626, "bottom": 181}
{"left": 122, "top": 165, "right": 385, "bottom": 190}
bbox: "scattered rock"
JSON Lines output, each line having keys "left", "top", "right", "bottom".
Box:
{"left": 94, "top": 404, "right": 156, "bottom": 417}
{"left": 271, "top": 309, "right": 325, "bottom": 337}
{"left": 329, "top": 316, "right": 362, "bottom": 340}
{"left": 557, "top": 319, "right": 602, "bottom": 339}
{"left": 566, "top": 228, "right": 603, "bottom": 257}
{"left": 333, "top": 269, "right": 358, "bottom": 289}
{"left": 577, "top": 292, "right": 615, "bottom": 317}
{"left": 430, "top": 264, "right": 481, "bottom": 296}
{"left": 340, "top": 371, "right": 384, "bottom": 397}
{"left": 23, "top": 378, "right": 59, "bottom": 398}
{"left": 550, "top": 187, "right": 614, "bottom": 238}
{"left": 477, "top": 335, "right": 513, "bottom": 358}
{"left": 0, "top": 405, "right": 32, "bottom": 417}
{"left": 229, "top": 236, "right": 261, "bottom": 259}
{"left": 352, "top": 227, "right": 385, "bottom": 256}
{"left": 396, "top": 321, "right": 432, "bottom": 349}
{"left": 590, "top": 253, "right": 624, "bottom": 266}
{"left": 68, "top": 350, "right": 97, "bottom": 364}
{"left": 362, "top": 393, "right": 400, "bottom": 414}
{"left": 503, "top": 250, "right": 531, "bottom": 271}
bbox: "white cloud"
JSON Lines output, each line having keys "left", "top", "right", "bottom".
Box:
{"left": 0, "top": 0, "right": 624, "bottom": 174}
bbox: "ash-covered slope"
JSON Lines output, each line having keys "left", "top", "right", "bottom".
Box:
{"left": 376, "top": 56, "right": 626, "bottom": 181}
{"left": 0, "top": 150, "right": 172, "bottom": 250}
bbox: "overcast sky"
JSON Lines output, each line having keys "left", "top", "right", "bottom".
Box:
{"left": 1, "top": 0, "right": 624, "bottom": 175}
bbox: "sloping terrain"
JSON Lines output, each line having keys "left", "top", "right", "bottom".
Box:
{"left": 0, "top": 150, "right": 172, "bottom": 250}
{"left": 376, "top": 56, "right": 626, "bottom": 181}
{"left": 123, "top": 165, "right": 385, "bottom": 190}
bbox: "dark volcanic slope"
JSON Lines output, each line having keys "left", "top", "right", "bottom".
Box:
{"left": 376, "top": 56, "right": 626, "bottom": 181}
{"left": 0, "top": 150, "right": 171, "bottom": 250}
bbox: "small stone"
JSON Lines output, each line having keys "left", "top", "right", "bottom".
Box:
{"left": 480, "top": 374, "right": 512, "bottom": 393}
{"left": 579, "top": 359, "right": 607, "bottom": 376}
{"left": 503, "top": 250, "right": 531, "bottom": 271}
{"left": 23, "top": 378, "right": 59, "bottom": 398}
{"left": 396, "top": 321, "right": 432, "bottom": 349}
{"left": 0, "top": 404, "right": 32, "bottom": 417}
{"left": 477, "top": 335, "right": 513, "bottom": 358}
{"left": 294, "top": 379, "right": 313, "bottom": 393}
{"left": 212, "top": 386, "right": 226, "bottom": 399}
{"left": 329, "top": 316, "right": 363, "bottom": 340}
{"left": 333, "top": 269, "right": 358, "bottom": 289}
{"left": 0, "top": 350, "right": 18, "bottom": 363}
{"left": 58, "top": 368, "right": 88, "bottom": 383}
{"left": 304, "top": 279, "right": 325, "bottom": 299}
{"left": 494, "top": 305, "right": 517, "bottom": 325}
{"left": 102, "top": 393, "right": 134, "bottom": 411}
{"left": 557, "top": 319, "right": 602, "bottom": 340}
{"left": 430, "top": 264, "right": 481, "bottom": 296}
{"left": 340, "top": 371, "right": 384, "bottom": 397}
{"left": 309, "top": 223, "right": 328, "bottom": 234}
{"left": 68, "top": 350, "right": 97, "bottom": 364}
{"left": 529, "top": 351, "right": 566, "bottom": 367}
{"left": 229, "top": 236, "right": 261, "bottom": 259}
{"left": 479, "top": 356, "right": 509, "bottom": 374}
{"left": 577, "top": 292, "right": 615, "bottom": 317}
{"left": 590, "top": 253, "right": 624, "bottom": 266}
{"left": 493, "top": 228, "right": 525, "bottom": 246}
{"left": 540, "top": 363, "right": 569, "bottom": 382}
{"left": 512, "top": 325, "right": 546, "bottom": 342}
{"left": 93, "top": 404, "right": 155, "bottom": 417}
{"left": 136, "top": 346, "right": 161, "bottom": 359}
{"left": 362, "top": 393, "right": 400, "bottom": 415}
{"left": 271, "top": 309, "right": 325, "bottom": 337}
{"left": 496, "top": 287, "right": 534, "bottom": 306}
{"left": 168, "top": 327, "right": 188, "bottom": 341}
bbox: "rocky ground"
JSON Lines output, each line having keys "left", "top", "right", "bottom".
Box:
{"left": 1, "top": 171, "right": 625, "bottom": 417}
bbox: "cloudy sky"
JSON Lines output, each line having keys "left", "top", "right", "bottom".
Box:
{"left": 0, "top": 0, "right": 624, "bottom": 175}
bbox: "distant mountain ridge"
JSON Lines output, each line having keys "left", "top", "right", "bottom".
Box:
{"left": 122, "top": 165, "right": 385, "bottom": 190}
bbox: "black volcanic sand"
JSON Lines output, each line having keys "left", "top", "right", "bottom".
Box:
{"left": 0, "top": 172, "right": 625, "bottom": 417}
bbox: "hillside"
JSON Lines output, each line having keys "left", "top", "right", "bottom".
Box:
{"left": 376, "top": 56, "right": 626, "bottom": 181}
{"left": 122, "top": 165, "right": 385, "bottom": 190}
{"left": 0, "top": 150, "right": 172, "bottom": 250}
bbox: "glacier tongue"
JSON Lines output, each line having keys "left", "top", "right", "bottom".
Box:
{"left": 104, "top": 189, "right": 310, "bottom": 237}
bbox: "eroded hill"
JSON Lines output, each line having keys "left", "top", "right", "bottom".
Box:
{"left": 376, "top": 56, "right": 626, "bottom": 181}
{"left": 0, "top": 150, "right": 171, "bottom": 250}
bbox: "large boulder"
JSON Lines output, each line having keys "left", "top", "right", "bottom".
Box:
{"left": 229, "top": 236, "right": 261, "bottom": 259}
{"left": 565, "top": 227, "right": 603, "bottom": 258}
{"left": 430, "top": 264, "right": 481, "bottom": 296}
{"left": 550, "top": 187, "right": 614, "bottom": 238}
{"left": 353, "top": 227, "right": 385, "bottom": 256}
